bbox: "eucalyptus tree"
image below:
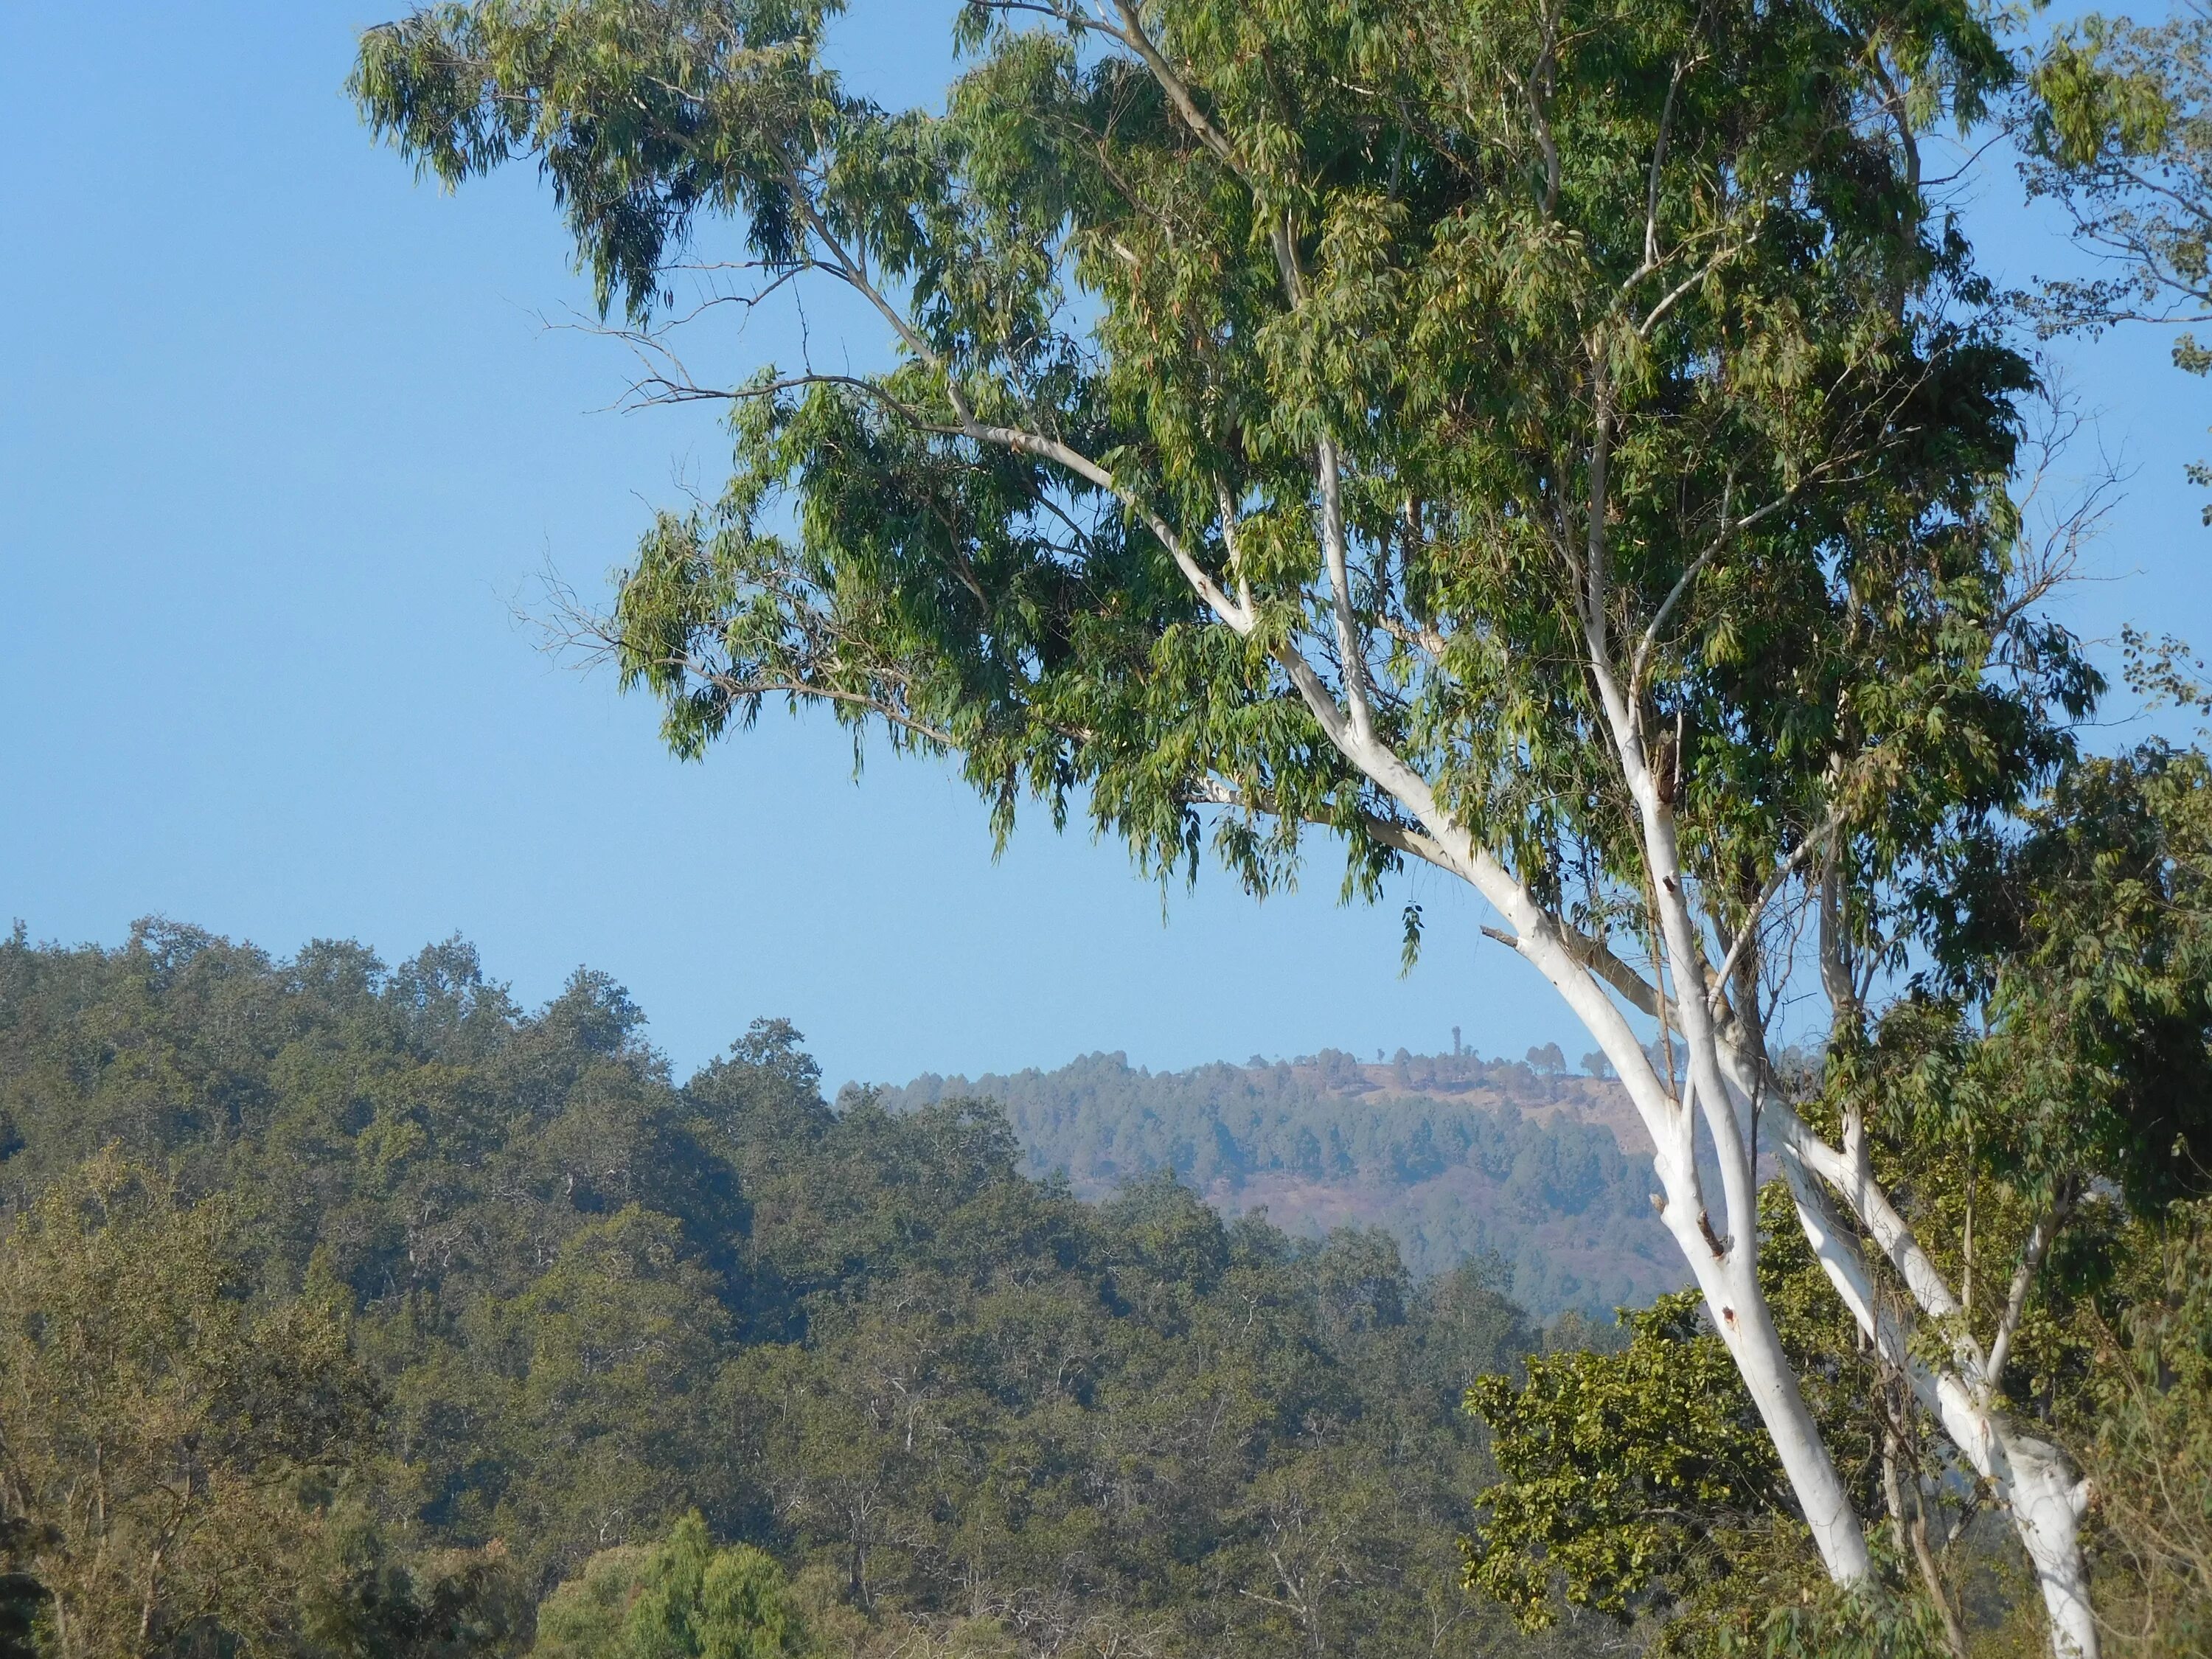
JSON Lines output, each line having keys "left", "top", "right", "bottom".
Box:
{"left": 353, "top": 1, "right": 2104, "bottom": 1646}
{"left": 2023, "top": 3, "right": 2212, "bottom": 518}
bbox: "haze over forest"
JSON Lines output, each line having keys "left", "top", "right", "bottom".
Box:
{"left": 10, "top": 0, "right": 2212, "bottom": 1655}
{"left": 871, "top": 1047, "right": 1679, "bottom": 1316}
{"left": 0, "top": 920, "right": 1591, "bottom": 1659}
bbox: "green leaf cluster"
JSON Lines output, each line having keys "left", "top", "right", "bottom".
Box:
{"left": 535, "top": 1513, "right": 806, "bottom": 1659}
{"left": 2067, "top": 1199, "right": 2212, "bottom": 1659}
{"left": 0, "top": 920, "right": 1573, "bottom": 1659}
{"left": 352, "top": 0, "right": 2084, "bottom": 944}
{"left": 2024, "top": 6, "right": 2212, "bottom": 517}
{"left": 0, "top": 1146, "right": 522, "bottom": 1659}
{"left": 1462, "top": 1184, "right": 1879, "bottom": 1642}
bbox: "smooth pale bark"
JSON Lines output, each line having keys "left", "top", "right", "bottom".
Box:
{"left": 959, "top": 388, "right": 1893, "bottom": 1596}
{"left": 786, "top": 26, "right": 1882, "bottom": 1597}
{"left": 1664, "top": 1203, "right": 1878, "bottom": 1585}
{"left": 1565, "top": 480, "right": 1877, "bottom": 1587}
{"left": 1756, "top": 1092, "right": 2099, "bottom": 1659}
{"left": 1320, "top": 739, "right": 1876, "bottom": 1586}
{"left": 2003, "top": 1433, "right": 2098, "bottom": 1659}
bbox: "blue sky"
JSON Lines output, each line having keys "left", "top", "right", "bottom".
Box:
{"left": 4, "top": 3, "right": 2206, "bottom": 1091}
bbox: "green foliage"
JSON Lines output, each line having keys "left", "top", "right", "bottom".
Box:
{"left": 1902, "top": 744, "right": 2212, "bottom": 1215}
{"left": 304, "top": 1525, "right": 530, "bottom": 1659}
{"left": 1708, "top": 1580, "right": 1951, "bottom": 1659}
{"left": 21, "top": 908, "right": 2201, "bottom": 1653}
{"left": 1464, "top": 1291, "right": 1789, "bottom": 1626}
{"left": 0, "top": 921, "right": 1567, "bottom": 1659}
{"left": 2025, "top": 5, "right": 2212, "bottom": 518}
{"left": 1464, "top": 1185, "right": 1883, "bottom": 1643}
{"left": 872, "top": 1048, "right": 1680, "bottom": 1314}
{"left": 1835, "top": 742, "right": 2212, "bottom": 1414}
{"left": 350, "top": 0, "right": 848, "bottom": 325}
{"left": 531, "top": 1547, "right": 648, "bottom": 1659}
{"left": 611, "top": 1522, "right": 810, "bottom": 1659}
{"left": 0, "top": 1148, "right": 383, "bottom": 1658}
{"left": 2067, "top": 1200, "right": 2212, "bottom": 1659}
{"left": 350, "top": 0, "right": 2080, "bottom": 957}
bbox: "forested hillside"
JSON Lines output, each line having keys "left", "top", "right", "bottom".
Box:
{"left": 871, "top": 1049, "right": 1681, "bottom": 1315}
{"left": 0, "top": 921, "right": 1591, "bottom": 1659}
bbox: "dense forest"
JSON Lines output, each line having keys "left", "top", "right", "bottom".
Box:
{"left": 7, "top": 920, "right": 2210, "bottom": 1658}
{"left": 17, "top": 0, "right": 2212, "bottom": 1646}
{"left": 0, "top": 921, "right": 1604, "bottom": 1659}
{"left": 871, "top": 1050, "right": 1680, "bottom": 1315}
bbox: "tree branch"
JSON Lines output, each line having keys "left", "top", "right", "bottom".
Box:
{"left": 1705, "top": 802, "right": 1849, "bottom": 1014}
{"left": 1984, "top": 1192, "right": 2072, "bottom": 1400}
{"left": 779, "top": 181, "right": 1256, "bottom": 639}
{"left": 1378, "top": 615, "right": 1447, "bottom": 657}
{"left": 1315, "top": 438, "right": 1375, "bottom": 745}
{"left": 1102, "top": 1, "right": 1242, "bottom": 173}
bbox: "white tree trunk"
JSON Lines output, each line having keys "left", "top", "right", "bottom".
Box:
{"left": 799, "top": 16, "right": 1908, "bottom": 1617}
{"left": 1307, "top": 740, "right": 1879, "bottom": 1586}
{"left": 1914, "top": 1349, "right": 2096, "bottom": 1659}
{"left": 1668, "top": 1209, "right": 1877, "bottom": 1584}
{"left": 1765, "top": 1111, "right": 2098, "bottom": 1659}
{"left": 2004, "top": 1430, "right": 2098, "bottom": 1659}
{"left": 1306, "top": 737, "right": 1880, "bottom": 1588}
{"left": 1911, "top": 1344, "right": 2096, "bottom": 1659}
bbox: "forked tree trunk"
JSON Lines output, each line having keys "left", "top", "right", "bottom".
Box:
{"left": 2001, "top": 1424, "right": 2098, "bottom": 1659}
{"left": 779, "top": 32, "right": 1896, "bottom": 1611}
{"left": 1921, "top": 1368, "right": 2096, "bottom": 1659}
{"left": 1770, "top": 1123, "right": 2099, "bottom": 1659}
{"left": 1346, "top": 754, "right": 1879, "bottom": 1588}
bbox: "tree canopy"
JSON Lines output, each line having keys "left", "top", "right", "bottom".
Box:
{"left": 349, "top": 0, "right": 2140, "bottom": 1646}
{"left": 2023, "top": 2, "right": 2212, "bottom": 518}
{"left": 0, "top": 921, "right": 1559, "bottom": 1659}
{"left": 335, "top": 1, "right": 2212, "bottom": 1651}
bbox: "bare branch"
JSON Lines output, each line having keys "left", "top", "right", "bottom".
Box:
{"left": 1378, "top": 615, "right": 1447, "bottom": 657}
{"left": 627, "top": 367, "right": 953, "bottom": 431}
{"left": 1102, "top": 1, "right": 1242, "bottom": 173}
{"left": 1705, "top": 801, "right": 1849, "bottom": 1013}
{"left": 1638, "top": 254, "right": 1722, "bottom": 338}
{"left": 1186, "top": 775, "right": 1464, "bottom": 880}
{"left": 1984, "top": 1192, "right": 2072, "bottom": 1399}
{"left": 1316, "top": 439, "right": 1375, "bottom": 745}
{"left": 1644, "top": 47, "right": 1697, "bottom": 270}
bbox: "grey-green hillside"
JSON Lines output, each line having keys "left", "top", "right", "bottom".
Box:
{"left": 866, "top": 1048, "right": 1681, "bottom": 1317}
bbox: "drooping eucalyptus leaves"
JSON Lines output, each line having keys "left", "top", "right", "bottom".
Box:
{"left": 355, "top": 2, "right": 2124, "bottom": 1650}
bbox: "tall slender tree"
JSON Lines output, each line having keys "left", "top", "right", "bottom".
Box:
{"left": 354, "top": 2, "right": 2108, "bottom": 1648}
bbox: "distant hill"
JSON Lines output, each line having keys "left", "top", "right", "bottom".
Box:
{"left": 0, "top": 921, "right": 1581, "bottom": 1658}
{"left": 863, "top": 1046, "right": 1686, "bottom": 1317}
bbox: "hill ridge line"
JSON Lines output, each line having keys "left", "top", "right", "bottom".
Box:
{"left": 861, "top": 1045, "right": 1684, "bottom": 1317}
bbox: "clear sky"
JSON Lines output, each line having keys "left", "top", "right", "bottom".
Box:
{"left": 4, "top": 3, "right": 2206, "bottom": 1091}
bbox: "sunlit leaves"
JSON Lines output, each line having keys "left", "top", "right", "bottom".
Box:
{"left": 355, "top": 0, "right": 2067, "bottom": 952}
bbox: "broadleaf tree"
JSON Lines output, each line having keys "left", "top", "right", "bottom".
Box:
{"left": 355, "top": 2, "right": 2115, "bottom": 1649}
{"left": 2022, "top": 2, "right": 2212, "bottom": 519}
{"left": 0, "top": 1152, "right": 385, "bottom": 1659}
